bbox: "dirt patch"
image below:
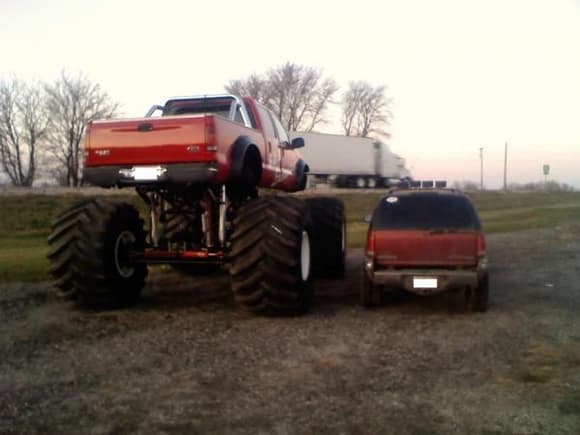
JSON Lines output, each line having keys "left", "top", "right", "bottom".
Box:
{"left": 1, "top": 227, "right": 580, "bottom": 434}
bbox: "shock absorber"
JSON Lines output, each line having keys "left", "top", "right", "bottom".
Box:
{"left": 149, "top": 192, "right": 164, "bottom": 248}
{"left": 202, "top": 192, "right": 213, "bottom": 248}
{"left": 218, "top": 185, "right": 227, "bottom": 247}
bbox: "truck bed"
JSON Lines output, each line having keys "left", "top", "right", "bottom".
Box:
{"left": 85, "top": 115, "right": 214, "bottom": 166}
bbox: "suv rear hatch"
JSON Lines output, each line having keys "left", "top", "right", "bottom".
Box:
{"left": 370, "top": 193, "right": 482, "bottom": 268}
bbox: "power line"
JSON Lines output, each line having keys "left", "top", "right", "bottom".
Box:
{"left": 479, "top": 147, "right": 484, "bottom": 190}
{"left": 503, "top": 142, "right": 508, "bottom": 191}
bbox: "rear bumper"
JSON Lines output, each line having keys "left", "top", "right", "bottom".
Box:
{"left": 84, "top": 163, "right": 219, "bottom": 187}
{"left": 366, "top": 267, "right": 482, "bottom": 295}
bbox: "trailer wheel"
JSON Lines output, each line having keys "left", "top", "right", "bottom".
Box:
{"left": 66, "top": 200, "right": 148, "bottom": 308}
{"left": 304, "top": 197, "right": 346, "bottom": 278}
{"left": 229, "top": 196, "right": 313, "bottom": 315}
{"left": 47, "top": 200, "right": 94, "bottom": 300}
{"left": 356, "top": 177, "right": 366, "bottom": 188}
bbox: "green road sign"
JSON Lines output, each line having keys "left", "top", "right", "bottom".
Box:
{"left": 543, "top": 164, "right": 550, "bottom": 176}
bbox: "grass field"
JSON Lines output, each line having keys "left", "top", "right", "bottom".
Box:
{"left": 341, "top": 190, "right": 580, "bottom": 248}
{"left": 1, "top": 190, "right": 579, "bottom": 282}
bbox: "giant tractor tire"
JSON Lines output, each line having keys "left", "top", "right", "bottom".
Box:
{"left": 304, "top": 197, "right": 346, "bottom": 278}
{"left": 47, "top": 200, "right": 94, "bottom": 299}
{"left": 47, "top": 199, "right": 147, "bottom": 309}
{"left": 229, "top": 196, "right": 313, "bottom": 315}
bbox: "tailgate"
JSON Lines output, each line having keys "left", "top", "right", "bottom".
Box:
{"left": 85, "top": 115, "right": 215, "bottom": 166}
{"left": 373, "top": 230, "right": 479, "bottom": 268}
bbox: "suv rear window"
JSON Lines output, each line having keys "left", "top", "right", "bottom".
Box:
{"left": 371, "top": 193, "right": 481, "bottom": 230}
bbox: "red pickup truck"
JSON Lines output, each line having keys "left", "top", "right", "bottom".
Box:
{"left": 84, "top": 95, "right": 308, "bottom": 192}
{"left": 47, "top": 95, "right": 346, "bottom": 315}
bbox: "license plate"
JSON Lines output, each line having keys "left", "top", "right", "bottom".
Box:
{"left": 413, "top": 277, "right": 438, "bottom": 289}
{"left": 132, "top": 166, "right": 165, "bottom": 181}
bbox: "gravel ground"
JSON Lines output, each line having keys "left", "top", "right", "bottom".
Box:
{"left": 1, "top": 226, "right": 580, "bottom": 434}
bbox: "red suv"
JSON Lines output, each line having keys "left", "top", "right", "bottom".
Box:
{"left": 362, "top": 189, "right": 489, "bottom": 312}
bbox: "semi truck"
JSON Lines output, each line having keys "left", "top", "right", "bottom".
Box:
{"left": 289, "top": 132, "right": 411, "bottom": 188}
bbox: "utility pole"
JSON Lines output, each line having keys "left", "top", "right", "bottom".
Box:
{"left": 503, "top": 142, "right": 508, "bottom": 191}
{"left": 479, "top": 147, "right": 484, "bottom": 190}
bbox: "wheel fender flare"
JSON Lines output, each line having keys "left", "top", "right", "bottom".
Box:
{"left": 229, "top": 136, "right": 262, "bottom": 180}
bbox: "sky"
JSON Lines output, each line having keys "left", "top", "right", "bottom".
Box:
{"left": 1, "top": 0, "right": 579, "bottom": 188}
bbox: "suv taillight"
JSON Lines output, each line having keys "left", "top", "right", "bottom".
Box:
{"left": 477, "top": 234, "right": 488, "bottom": 271}
{"left": 364, "top": 231, "right": 375, "bottom": 270}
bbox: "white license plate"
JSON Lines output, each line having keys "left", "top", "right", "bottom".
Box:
{"left": 413, "top": 277, "right": 438, "bottom": 289}
{"left": 132, "top": 166, "right": 164, "bottom": 181}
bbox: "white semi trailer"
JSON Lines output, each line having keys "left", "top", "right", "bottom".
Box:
{"left": 290, "top": 132, "right": 411, "bottom": 188}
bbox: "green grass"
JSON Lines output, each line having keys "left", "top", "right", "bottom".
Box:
{"left": 0, "top": 238, "right": 50, "bottom": 282}
{"left": 1, "top": 190, "right": 580, "bottom": 282}
{"left": 336, "top": 190, "right": 580, "bottom": 247}
{"left": 0, "top": 193, "right": 140, "bottom": 283}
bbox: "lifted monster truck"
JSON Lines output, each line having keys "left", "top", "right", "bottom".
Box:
{"left": 47, "top": 94, "right": 346, "bottom": 315}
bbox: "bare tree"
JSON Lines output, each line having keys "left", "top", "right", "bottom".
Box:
{"left": 341, "top": 81, "right": 391, "bottom": 138}
{"left": 45, "top": 71, "right": 119, "bottom": 187}
{"left": 226, "top": 73, "right": 269, "bottom": 102}
{"left": 226, "top": 62, "right": 338, "bottom": 132}
{"left": 0, "top": 78, "right": 49, "bottom": 186}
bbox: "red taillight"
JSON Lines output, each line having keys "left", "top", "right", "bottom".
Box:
{"left": 477, "top": 233, "right": 488, "bottom": 270}
{"left": 477, "top": 234, "right": 486, "bottom": 257}
{"left": 204, "top": 116, "right": 216, "bottom": 148}
{"left": 365, "top": 231, "right": 376, "bottom": 258}
{"left": 364, "top": 231, "right": 375, "bottom": 270}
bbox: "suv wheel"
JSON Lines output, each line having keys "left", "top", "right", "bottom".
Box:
{"left": 361, "top": 272, "right": 382, "bottom": 308}
{"left": 465, "top": 276, "right": 489, "bottom": 312}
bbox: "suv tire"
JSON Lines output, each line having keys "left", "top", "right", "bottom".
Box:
{"left": 361, "top": 272, "right": 382, "bottom": 308}
{"left": 465, "top": 276, "right": 489, "bottom": 312}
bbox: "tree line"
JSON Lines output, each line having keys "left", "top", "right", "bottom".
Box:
{"left": 0, "top": 72, "right": 117, "bottom": 187}
{"left": 226, "top": 62, "right": 391, "bottom": 136}
{"left": 0, "top": 63, "right": 391, "bottom": 187}
{"left": 452, "top": 180, "right": 575, "bottom": 192}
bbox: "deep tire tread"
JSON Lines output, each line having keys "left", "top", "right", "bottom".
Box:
{"left": 305, "top": 197, "right": 346, "bottom": 278}
{"left": 229, "top": 195, "right": 313, "bottom": 315}
{"left": 47, "top": 199, "right": 147, "bottom": 309}
{"left": 47, "top": 199, "right": 97, "bottom": 297}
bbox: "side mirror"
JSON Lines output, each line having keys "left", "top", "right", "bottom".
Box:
{"left": 290, "top": 137, "right": 305, "bottom": 149}
{"left": 364, "top": 214, "right": 372, "bottom": 223}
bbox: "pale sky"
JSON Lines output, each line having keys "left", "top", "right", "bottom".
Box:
{"left": 2, "top": 0, "right": 579, "bottom": 187}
